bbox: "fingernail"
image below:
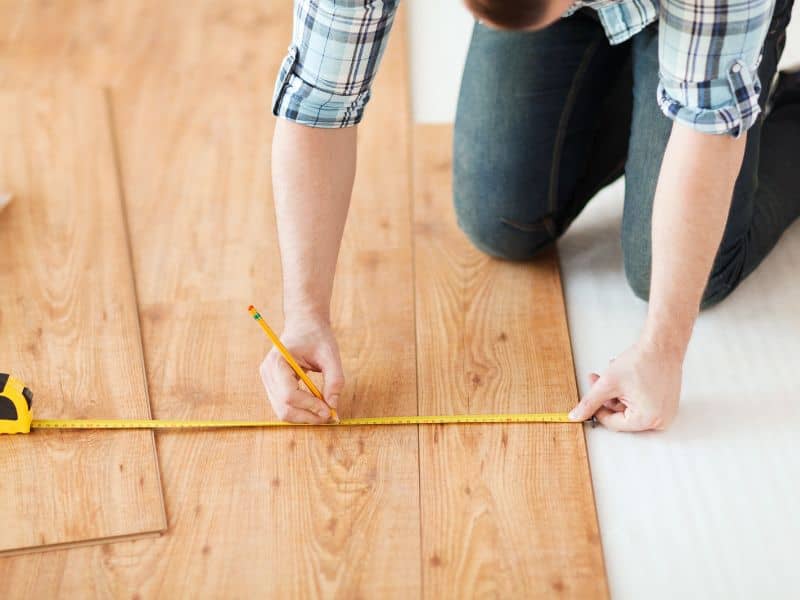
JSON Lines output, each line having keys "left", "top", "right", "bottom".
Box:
{"left": 319, "top": 407, "right": 330, "bottom": 419}
{"left": 568, "top": 409, "right": 580, "bottom": 420}
{"left": 329, "top": 394, "right": 339, "bottom": 408}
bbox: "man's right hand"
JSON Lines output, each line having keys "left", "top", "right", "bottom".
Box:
{"left": 259, "top": 316, "right": 345, "bottom": 424}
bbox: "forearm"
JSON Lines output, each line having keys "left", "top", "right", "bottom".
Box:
{"left": 271, "top": 119, "right": 357, "bottom": 324}
{"left": 642, "top": 123, "right": 747, "bottom": 355}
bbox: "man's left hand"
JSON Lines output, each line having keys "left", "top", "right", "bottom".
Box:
{"left": 568, "top": 341, "right": 683, "bottom": 431}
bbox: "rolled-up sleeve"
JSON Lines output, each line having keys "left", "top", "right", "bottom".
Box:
{"left": 656, "top": 0, "right": 775, "bottom": 137}
{"left": 272, "top": 0, "right": 400, "bottom": 128}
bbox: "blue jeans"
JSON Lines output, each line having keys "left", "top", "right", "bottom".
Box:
{"left": 453, "top": 1, "right": 799, "bottom": 307}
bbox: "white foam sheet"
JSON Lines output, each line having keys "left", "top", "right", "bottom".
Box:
{"left": 558, "top": 179, "right": 800, "bottom": 599}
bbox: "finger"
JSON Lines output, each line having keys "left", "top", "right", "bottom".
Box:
{"left": 595, "top": 407, "right": 647, "bottom": 432}
{"left": 285, "top": 388, "right": 331, "bottom": 421}
{"left": 260, "top": 354, "right": 294, "bottom": 402}
{"left": 587, "top": 373, "right": 620, "bottom": 409}
{"left": 604, "top": 398, "right": 625, "bottom": 411}
{"left": 264, "top": 355, "right": 331, "bottom": 418}
{"left": 594, "top": 407, "right": 628, "bottom": 431}
{"left": 259, "top": 358, "right": 328, "bottom": 423}
{"left": 316, "top": 346, "right": 345, "bottom": 409}
{"left": 569, "top": 375, "right": 617, "bottom": 421}
{"left": 280, "top": 406, "right": 330, "bottom": 425}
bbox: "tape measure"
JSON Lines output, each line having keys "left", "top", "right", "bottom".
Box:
{"left": 1, "top": 374, "right": 584, "bottom": 435}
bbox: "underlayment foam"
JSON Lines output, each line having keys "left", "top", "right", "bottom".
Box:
{"left": 559, "top": 178, "right": 800, "bottom": 599}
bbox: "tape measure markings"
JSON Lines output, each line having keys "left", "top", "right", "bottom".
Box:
{"left": 30, "top": 412, "right": 576, "bottom": 431}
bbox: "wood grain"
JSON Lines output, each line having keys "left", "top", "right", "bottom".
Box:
{"left": 413, "top": 126, "right": 608, "bottom": 598}
{"left": 0, "top": 0, "right": 283, "bottom": 88}
{"left": 0, "top": 2, "right": 609, "bottom": 596}
{"left": 0, "top": 86, "right": 165, "bottom": 555}
{"left": 0, "top": 3, "right": 420, "bottom": 596}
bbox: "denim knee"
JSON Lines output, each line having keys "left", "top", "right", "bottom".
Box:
{"left": 457, "top": 214, "right": 556, "bottom": 261}
{"left": 453, "top": 184, "right": 557, "bottom": 261}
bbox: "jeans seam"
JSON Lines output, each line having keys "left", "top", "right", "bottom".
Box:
{"left": 500, "top": 215, "right": 558, "bottom": 236}
{"left": 547, "top": 34, "right": 604, "bottom": 215}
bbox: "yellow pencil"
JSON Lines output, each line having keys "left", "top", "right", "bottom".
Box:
{"left": 248, "top": 305, "right": 339, "bottom": 423}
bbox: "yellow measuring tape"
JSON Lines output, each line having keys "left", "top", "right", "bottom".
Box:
{"left": 29, "top": 412, "right": 576, "bottom": 432}
{"left": 2, "top": 374, "right": 582, "bottom": 435}
{"left": 1, "top": 307, "right": 588, "bottom": 434}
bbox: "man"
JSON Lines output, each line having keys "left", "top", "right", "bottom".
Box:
{"left": 262, "top": 0, "right": 799, "bottom": 431}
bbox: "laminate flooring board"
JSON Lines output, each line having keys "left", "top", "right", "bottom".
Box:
{"left": 0, "top": 86, "right": 165, "bottom": 555}
{"left": 412, "top": 126, "right": 607, "bottom": 598}
{"left": 0, "top": 4, "right": 420, "bottom": 597}
{"left": 0, "top": 0, "right": 283, "bottom": 88}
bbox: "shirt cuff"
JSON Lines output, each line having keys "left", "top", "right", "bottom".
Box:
{"left": 657, "top": 59, "right": 763, "bottom": 137}
{"left": 272, "top": 46, "right": 370, "bottom": 129}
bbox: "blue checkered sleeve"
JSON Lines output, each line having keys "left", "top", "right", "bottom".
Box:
{"left": 272, "top": 0, "right": 400, "bottom": 128}
{"left": 657, "top": 0, "right": 776, "bottom": 137}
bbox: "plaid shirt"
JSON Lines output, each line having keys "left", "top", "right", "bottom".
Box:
{"left": 273, "top": 0, "right": 775, "bottom": 137}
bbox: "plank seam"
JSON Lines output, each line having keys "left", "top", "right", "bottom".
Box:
{"left": 104, "top": 86, "right": 168, "bottom": 531}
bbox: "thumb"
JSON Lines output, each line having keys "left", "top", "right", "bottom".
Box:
{"left": 317, "top": 346, "right": 345, "bottom": 409}
{"left": 569, "top": 374, "right": 617, "bottom": 421}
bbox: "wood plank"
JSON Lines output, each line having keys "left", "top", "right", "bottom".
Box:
{"left": 0, "top": 0, "right": 281, "bottom": 88}
{"left": 0, "top": 4, "right": 420, "bottom": 596}
{"left": 413, "top": 125, "right": 607, "bottom": 598}
{"left": 0, "top": 86, "right": 165, "bottom": 555}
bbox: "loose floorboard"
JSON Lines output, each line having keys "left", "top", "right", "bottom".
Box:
{"left": 0, "top": 86, "right": 165, "bottom": 555}
{"left": 413, "top": 126, "right": 608, "bottom": 598}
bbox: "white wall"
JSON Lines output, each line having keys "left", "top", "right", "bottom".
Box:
{"left": 407, "top": 0, "right": 473, "bottom": 123}
{"left": 408, "top": 0, "right": 800, "bottom": 122}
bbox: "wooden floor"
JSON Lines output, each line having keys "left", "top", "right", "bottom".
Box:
{"left": 0, "top": 87, "right": 165, "bottom": 555}
{"left": 0, "top": 1, "right": 606, "bottom": 596}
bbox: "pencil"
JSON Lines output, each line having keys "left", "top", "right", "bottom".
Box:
{"left": 248, "top": 305, "right": 339, "bottom": 423}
